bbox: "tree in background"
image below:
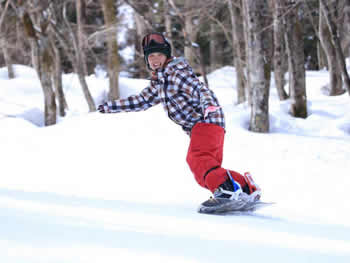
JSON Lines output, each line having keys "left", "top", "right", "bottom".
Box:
{"left": 167, "top": 0, "right": 214, "bottom": 85}
{"left": 320, "top": 0, "right": 350, "bottom": 95}
{"left": 0, "top": 0, "right": 15, "bottom": 79}
{"left": 60, "top": 1, "right": 95, "bottom": 112}
{"left": 1, "top": 0, "right": 350, "bottom": 130}
{"left": 227, "top": 0, "right": 247, "bottom": 104}
{"left": 319, "top": 0, "right": 345, "bottom": 95}
{"left": 245, "top": 0, "right": 272, "bottom": 133}
{"left": 100, "top": 0, "right": 120, "bottom": 100}
{"left": 272, "top": 0, "right": 288, "bottom": 101}
{"left": 340, "top": 0, "right": 350, "bottom": 58}
{"left": 124, "top": 0, "right": 153, "bottom": 78}
{"left": 76, "top": 0, "right": 88, "bottom": 75}
{"left": 283, "top": 0, "right": 307, "bottom": 118}
{"left": 19, "top": 1, "right": 57, "bottom": 125}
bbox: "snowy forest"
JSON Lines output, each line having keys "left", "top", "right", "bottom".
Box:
{"left": 1, "top": 0, "right": 350, "bottom": 130}
{"left": 1, "top": 1, "right": 350, "bottom": 263}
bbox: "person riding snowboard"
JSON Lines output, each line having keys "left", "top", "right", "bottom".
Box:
{"left": 98, "top": 32, "right": 261, "bottom": 210}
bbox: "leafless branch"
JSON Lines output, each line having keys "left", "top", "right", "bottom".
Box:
{"left": 204, "top": 10, "right": 233, "bottom": 47}
{"left": 123, "top": 0, "right": 154, "bottom": 29}
{"left": 0, "top": 0, "right": 11, "bottom": 30}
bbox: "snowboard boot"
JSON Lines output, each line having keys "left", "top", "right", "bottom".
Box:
{"left": 199, "top": 171, "right": 265, "bottom": 214}
{"left": 198, "top": 172, "right": 244, "bottom": 212}
{"left": 199, "top": 171, "right": 262, "bottom": 211}
{"left": 212, "top": 171, "right": 261, "bottom": 202}
{"left": 213, "top": 171, "right": 243, "bottom": 200}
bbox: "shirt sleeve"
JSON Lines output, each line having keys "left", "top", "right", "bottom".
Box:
{"left": 103, "top": 85, "right": 160, "bottom": 113}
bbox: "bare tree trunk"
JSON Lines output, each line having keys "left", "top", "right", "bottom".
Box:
{"left": 317, "top": 41, "right": 328, "bottom": 70}
{"left": 134, "top": 13, "right": 148, "bottom": 78}
{"left": 40, "top": 43, "right": 57, "bottom": 126}
{"left": 242, "top": 0, "right": 252, "bottom": 104}
{"left": 182, "top": 0, "right": 198, "bottom": 68}
{"left": 167, "top": 0, "right": 208, "bottom": 85}
{"left": 62, "top": 2, "right": 96, "bottom": 112}
{"left": 284, "top": 1, "right": 307, "bottom": 118}
{"left": 21, "top": 11, "right": 57, "bottom": 126}
{"left": 51, "top": 40, "right": 68, "bottom": 117}
{"left": 1, "top": 41, "right": 15, "bottom": 78}
{"left": 342, "top": 0, "right": 350, "bottom": 57}
{"left": 273, "top": 0, "right": 288, "bottom": 100}
{"left": 76, "top": 0, "right": 88, "bottom": 75}
{"left": 320, "top": 0, "right": 350, "bottom": 95}
{"left": 196, "top": 47, "right": 209, "bottom": 87}
{"left": 228, "top": 0, "right": 247, "bottom": 104}
{"left": 164, "top": 0, "right": 173, "bottom": 47}
{"left": 209, "top": 23, "right": 219, "bottom": 71}
{"left": 246, "top": 0, "right": 271, "bottom": 133}
{"left": 303, "top": 0, "right": 326, "bottom": 70}
{"left": 0, "top": 0, "right": 15, "bottom": 79}
{"left": 184, "top": 9, "right": 195, "bottom": 67}
{"left": 319, "top": 0, "right": 345, "bottom": 96}
{"left": 100, "top": 0, "right": 120, "bottom": 100}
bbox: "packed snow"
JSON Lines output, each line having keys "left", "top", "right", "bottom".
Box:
{"left": 1, "top": 64, "right": 350, "bottom": 262}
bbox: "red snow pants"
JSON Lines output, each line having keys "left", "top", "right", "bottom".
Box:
{"left": 186, "top": 123, "right": 246, "bottom": 192}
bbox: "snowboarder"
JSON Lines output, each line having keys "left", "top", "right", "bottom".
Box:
{"left": 98, "top": 32, "right": 261, "bottom": 212}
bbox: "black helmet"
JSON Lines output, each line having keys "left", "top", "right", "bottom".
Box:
{"left": 142, "top": 32, "right": 171, "bottom": 69}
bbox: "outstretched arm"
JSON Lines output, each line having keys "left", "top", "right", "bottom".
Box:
{"left": 98, "top": 85, "right": 160, "bottom": 113}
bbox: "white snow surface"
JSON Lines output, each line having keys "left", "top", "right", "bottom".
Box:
{"left": 1, "top": 64, "right": 350, "bottom": 262}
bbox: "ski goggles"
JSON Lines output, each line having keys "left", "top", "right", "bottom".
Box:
{"left": 142, "top": 33, "right": 167, "bottom": 48}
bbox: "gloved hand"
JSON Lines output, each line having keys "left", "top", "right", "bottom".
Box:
{"left": 97, "top": 104, "right": 109, "bottom": 113}
{"left": 204, "top": 106, "right": 221, "bottom": 119}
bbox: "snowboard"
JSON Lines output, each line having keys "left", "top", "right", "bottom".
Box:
{"left": 198, "top": 197, "right": 274, "bottom": 215}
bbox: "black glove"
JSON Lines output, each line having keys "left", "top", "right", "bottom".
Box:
{"left": 97, "top": 104, "right": 108, "bottom": 113}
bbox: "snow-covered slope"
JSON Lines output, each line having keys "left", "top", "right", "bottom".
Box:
{"left": 1, "top": 65, "right": 350, "bottom": 262}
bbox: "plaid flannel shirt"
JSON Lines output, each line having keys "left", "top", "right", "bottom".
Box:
{"left": 101, "top": 57, "right": 225, "bottom": 135}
